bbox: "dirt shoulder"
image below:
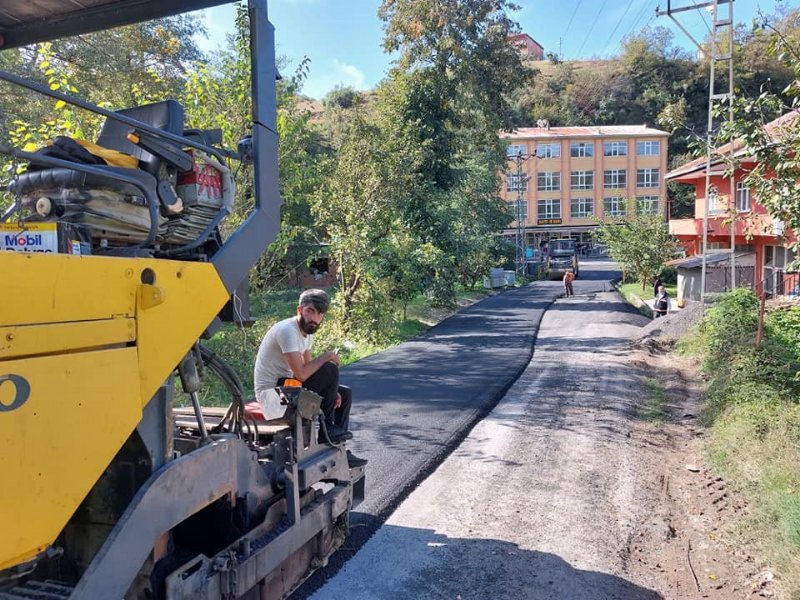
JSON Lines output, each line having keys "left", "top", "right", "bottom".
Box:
{"left": 625, "top": 345, "right": 777, "bottom": 599}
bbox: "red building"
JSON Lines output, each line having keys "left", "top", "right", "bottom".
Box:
{"left": 666, "top": 112, "right": 798, "bottom": 298}
{"left": 508, "top": 33, "right": 544, "bottom": 60}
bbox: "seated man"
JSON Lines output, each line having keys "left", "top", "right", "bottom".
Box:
{"left": 254, "top": 288, "right": 367, "bottom": 467}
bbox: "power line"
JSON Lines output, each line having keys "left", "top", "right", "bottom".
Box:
{"left": 602, "top": 0, "right": 637, "bottom": 57}
{"left": 691, "top": 0, "right": 713, "bottom": 34}
{"left": 577, "top": 0, "right": 610, "bottom": 57}
{"left": 611, "top": 0, "right": 656, "bottom": 57}
{"left": 561, "top": 0, "right": 584, "bottom": 57}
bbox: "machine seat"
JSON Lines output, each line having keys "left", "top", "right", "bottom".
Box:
{"left": 173, "top": 404, "right": 291, "bottom": 436}
{"left": 9, "top": 100, "right": 183, "bottom": 198}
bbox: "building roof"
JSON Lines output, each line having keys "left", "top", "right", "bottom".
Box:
{"left": 500, "top": 125, "right": 669, "bottom": 140}
{"left": 668, "top": 252, "right": 753, "bottom": 269}
{"left": 508, "top": 32, "right": 543, "bottom": 49}
{"left": 666, "top": 110, "right": 800, "bottom": 181}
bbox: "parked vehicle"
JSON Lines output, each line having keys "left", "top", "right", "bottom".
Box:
{"left": 546, "top": 239, "right": 579, "bottom": 280}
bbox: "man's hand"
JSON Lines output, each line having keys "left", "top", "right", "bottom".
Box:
{"left": 326, "top": 350, "right": 340, "bottom": 366}
{"left": 335, "top": 392, "right": 342, "bottom": 409}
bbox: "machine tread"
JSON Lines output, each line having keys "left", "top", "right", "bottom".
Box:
{"left": 0, "top": 581, "right": 74, "bottom": 600}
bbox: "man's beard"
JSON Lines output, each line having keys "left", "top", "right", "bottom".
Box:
{"left": 299, "top": 315, "right": 319, "bottom": 334}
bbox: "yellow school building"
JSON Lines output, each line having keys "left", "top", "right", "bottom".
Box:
{"left": 500, "top": 124, "right": 670, "bottom": 254}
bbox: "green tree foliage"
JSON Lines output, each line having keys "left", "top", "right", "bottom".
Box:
{"left": 322, "top": 85, "right": 363, "bottom": 110}
{"left": 594, "top": 208, "right": 680, "bottom": 290}
{"left": 715, "top": 10, "right": 800, "bottom": 268}
{"left": 311, "top": 112, "right": 422, "bottom": 340}
{"left": 377, "top": 0, "right": 528, "bottom": 305}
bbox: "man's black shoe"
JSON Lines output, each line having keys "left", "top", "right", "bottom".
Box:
{"left": 346, "top": 450, "right": 368, "bottom": 468}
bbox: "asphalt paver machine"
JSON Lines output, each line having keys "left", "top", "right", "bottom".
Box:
{"left": 0, "top": 1, "right": 364, "bottom": 597}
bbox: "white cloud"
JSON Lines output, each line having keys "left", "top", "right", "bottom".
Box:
{"left": 302, "top": 59, "right": 369, "bottom": 99}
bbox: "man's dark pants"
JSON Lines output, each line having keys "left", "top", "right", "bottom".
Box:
{"left": 300, "top": 361, "right": 352, "bottom": 431}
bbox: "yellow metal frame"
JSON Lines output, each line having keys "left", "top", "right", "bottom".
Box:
{"left": 0, "top": 252, "right": 229, "bottom": 569}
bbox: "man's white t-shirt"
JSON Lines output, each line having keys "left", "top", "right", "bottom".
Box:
{"left": 253, "top": 317, "right": 312, "bottom": 419}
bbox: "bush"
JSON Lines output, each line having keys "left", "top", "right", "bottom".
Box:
{"left": 766, "top": 306, "right": 800, "bottom": 364}
{"left": 659, "top": 266, "right": 677, "bottom": 285}
{"left": 701, "top": 288, "right": 759, "bottom": 359}
{"left": 693, "top": 289, "right": 800, "bottom": 415}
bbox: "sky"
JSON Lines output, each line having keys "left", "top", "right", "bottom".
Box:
{"left": 195, "top": 0, "right": 790, "bottom": 100}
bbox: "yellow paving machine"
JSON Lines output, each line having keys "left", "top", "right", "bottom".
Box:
{"left": 0, "top": 1, "right": 364, "bottom": 598}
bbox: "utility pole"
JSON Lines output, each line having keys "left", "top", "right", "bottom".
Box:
{"left": 513, "top": 150, "right": 530, "bottom": 279}
{"left": 657, "top": 0, "right": 736, "bottom": 305}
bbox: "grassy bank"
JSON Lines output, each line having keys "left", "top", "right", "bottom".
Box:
{"left": 677, "top": 289, "right": 800, "bottom": 595}
{"left": 190, "top": 286, "right": 492, "bottom": 407}
{"left": 618, "top": 282, "right": 677, "bottom": 304}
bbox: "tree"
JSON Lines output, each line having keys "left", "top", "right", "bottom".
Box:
{"left": 311, "top": 113, "right": 422, "bottom": 340}
{"left": 717, "top": 10, "right": 800, "bottom": 269}
{"left": 594, "top": 208, "right": 680, "bottom": 290}
{"left": 378, "top": 0, "right": 532, "bottom": 304}
{"left": 322, "top": 85, "right": 363, "bottom": 110}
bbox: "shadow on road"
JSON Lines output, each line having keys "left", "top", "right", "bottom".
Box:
{"left": 312, "top": 522, "right": 663, "bottom": 600}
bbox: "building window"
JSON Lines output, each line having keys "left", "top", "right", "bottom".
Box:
{"left": 536, "top": 143, "right": 561, "bottom": 159}
{"left": 506, "top": 173, "right": 528, "bottom": 192}
{"left": 603, "top": 141, "right": 627, "bottom": 156}
{"left": 736, "top": 181, "right": 751, "bottom": 212}
{"left": 537, "top": 198, "right": 561, "bottom": 220}
{"left": 636, "top": 168, "right": 659, "bottom": 188}
{"left": 764, "top": 245, "right": 799, "bottom": 298}
{"left": 604, "top": 197, "right": 626, "bottom": 217}
{"left": 537, "top": 171, "right": 561, "bottom": 191}
{"left": 571, "top": 197, "right": 593, "bottom": 218}
{"left": 637, "top": 195, "right": 659, "bottom": 214}
{"left": 603, "top": 169, "right": 627, "bottom": 189}
{"left": 506, "top": 143, "right": 527, "bottom": 158}
{"left": 570, "top": 170, "right": 594, "bottom": 190}
{"left": 570, "top": 142, "right": 594, "bottom": 158}
{"left": 507, "top": 199, "right": 528, "bottom": 219}
{"left": 636, "top": 140, "right": 660, "bottom": 155}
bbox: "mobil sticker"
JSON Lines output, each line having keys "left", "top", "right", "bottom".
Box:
{"left": 0, "top": 222, "right": 58, "bottom": 253}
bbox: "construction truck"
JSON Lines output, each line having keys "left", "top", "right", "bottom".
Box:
{"left": 0, "top": 1, "right": 364, "bottom": 598}
{"left": 545, "top": 238, "right": 579, "bottom": 280}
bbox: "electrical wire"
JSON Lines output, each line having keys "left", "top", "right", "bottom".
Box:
{"left": 602, "top": 0, "right": 637, "bottom": 58}
{"left": 609, "top": 1, "right": 656, "bottom": 59}
{"left": 577, "top": 0, "right": 610, "bottom": 57}
{"left": 691, "top": 0, "right": 713, "bottom": 35}
{"left": 561, "top": 0, "right": 584, "bottom": 58}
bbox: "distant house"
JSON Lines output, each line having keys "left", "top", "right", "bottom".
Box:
{"left": 666, "top": 111, "right": 799, "bottom": 299}
{"left": 508, "top": 33, "right": 544, "bottom": 60}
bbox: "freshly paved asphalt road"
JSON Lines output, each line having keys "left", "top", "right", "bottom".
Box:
{"left": 295, "top": 259, "right": 621, "bottom": 597}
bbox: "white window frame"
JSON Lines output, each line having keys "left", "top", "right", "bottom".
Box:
{"left": 571, "top": 197, "right": 593, "bottom": 218}
{"left": 603, "top": 169, "right": 627, "bottom": 189}
{"left": 537, "top": 198, "right": 561, "bottom": 220}
{"left": 506, "top": 143, "right": 527, "bottom": 158}
{"left": 570, "top": 142, "right": 594, "bottom": 158}
{"left": 507, "top": 199, "right": 528, "bottom": 219}
{"left": 537, "top": 171, "right": 561, "bottom": 191}
{"left": 637, "top": 195, "right": 659, "bottom": 214}
{"left": 636, "top": 168, "right": 659, "bottom": 188}
{"left": 636, "top": 140, "right": 660, "bottom": 156}
{"left": 505, "top": 172, "right": 528, "bottom": 193}
{"left": 604, "top": 197, "right": 627, "bottom": 217}
{"left": 736, "top": 181, "right": 751, "bottom": 212}
{"left": 536, "top": 143, "right": 561, "bottom": 159}
{"left": 571, "top": 170, "right": 594, "bottom": 190}
{"left": 603, "top": 141, "right": 627, "bottom": 156}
